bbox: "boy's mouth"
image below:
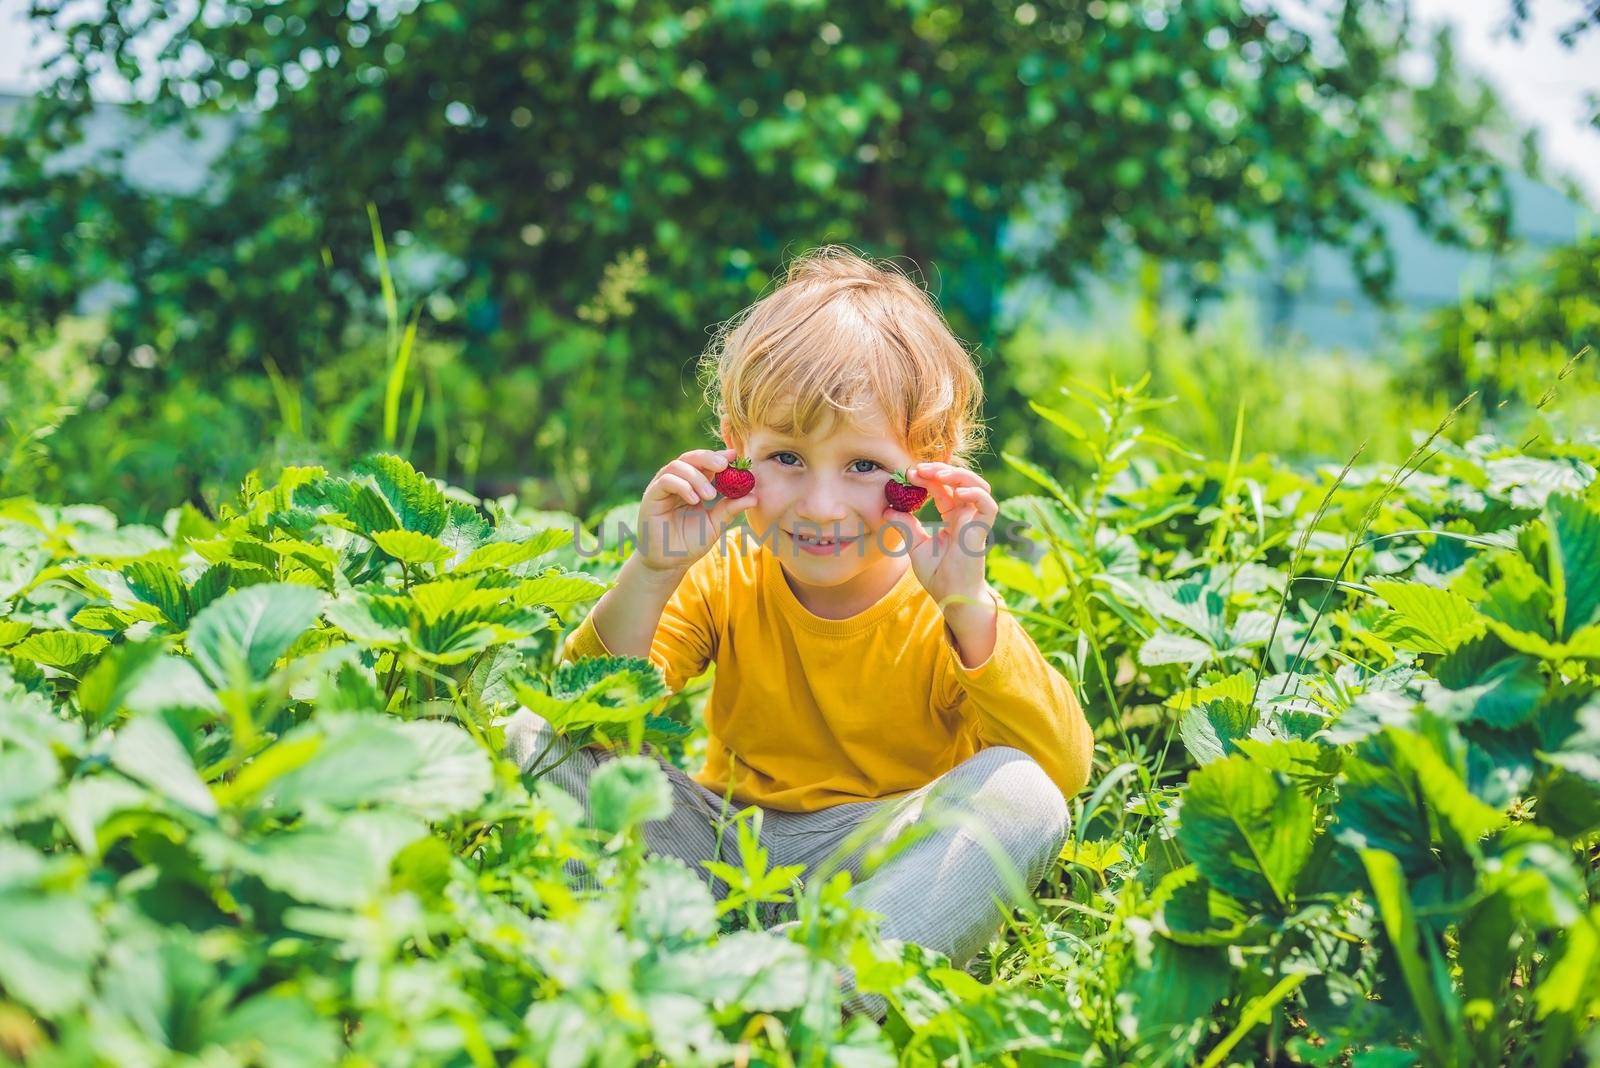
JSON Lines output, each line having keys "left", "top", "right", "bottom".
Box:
{"left": 787, "top": 529, "right": 859, "bottom": 551}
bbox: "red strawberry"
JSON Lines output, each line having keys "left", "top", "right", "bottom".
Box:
{"left": 884, "top": 468, "right": 929, "bottom": 512}
{"left": 713, "top": 456, "right": 756, "bottom": 499}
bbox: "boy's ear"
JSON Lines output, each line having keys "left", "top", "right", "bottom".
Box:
{"left": 720, "top": 419, "right": 743, "bottom": 455}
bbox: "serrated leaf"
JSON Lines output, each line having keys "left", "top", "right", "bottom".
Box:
{"left": 1367, "top": 579, "right": 1487, "bottom": 654}
{"left": 514, "top": 570, "right": 609, "bottom": 611}
{"left": 1485, "top": 620, "right": 1600, "bottom": 662}
{"left": 188, "top": 583, "right": 325, "bottom": 687}
{"left": 110, "top": 715, "right": 217, "bottom": 816}
{"left": 265, "top": 715, "right": 490, "bottom": 820}
{"left": 10, "top": 630, "right": 108, "bottom": 675}
{"left": 1164, "top": 671, "right": 1256, "bottom": 712}
{"left": 1177, "top": 755, "right": 1314, "bottom": 910}
{"left": 453, "top": 529, "right": 572, "bottom": 574}
{"left": 589, "top": 756, "right": 672, "bottom": 836}
{"left": 1386, "top": 730, "right": 1508, "bottom": 844}
{"left": 354, "top": 454, "right": 449, "bottom": 537}
{"left": 1179, "top": 697, "right": 1259, "bottom": 764}
{"left": 1548, "top": 494, "right": 1600, "bottom": 637}
{"left": 631, "top": 859, "right": 718, "bottom": 943}
{"left": 408, "top": 576, "right": 506, "bottom": 624}
{"left": 1154, "top": 865, "right": 1251, "bottom": 946}
{"left": 123, "top": 559, "right": 189, "bottom": 628}
{"left": 323, "top": 593, "right": 410, "bottom": 646}
{"left": 370, "top": 529, "right": 452, "bottom": 565}
{"left": 292, "top": 477, "right": 400, "bottom": 536}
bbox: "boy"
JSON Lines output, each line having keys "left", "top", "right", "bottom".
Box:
{"left": 503, "top": 246, "right": 1094, "bottom": 1018}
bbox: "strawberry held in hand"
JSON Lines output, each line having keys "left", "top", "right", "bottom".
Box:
{"left": 713, "top": 456, "right": 756, "bottom": 499}
{"left": 884, "top": 468, "right": 929, "bottom": 512}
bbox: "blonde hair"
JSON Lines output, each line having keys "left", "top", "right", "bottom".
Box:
{"left": 696, "top": 245, "right": 987, "bottom": 469}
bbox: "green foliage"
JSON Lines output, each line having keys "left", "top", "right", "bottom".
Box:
{"left": 1404, "top": 233, "right": 1600, "bottom": 428}
{"left": 2, "top": 372, "right": 1599, "bottom": 1062}
{"left": 0, "top": 0, "right": 1529, "bottom": 525}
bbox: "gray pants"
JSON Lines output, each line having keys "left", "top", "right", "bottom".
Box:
{"left": 500, "top": 710, "right": 1071, "bottom": 1018}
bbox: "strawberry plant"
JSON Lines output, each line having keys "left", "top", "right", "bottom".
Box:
{"left": 1, "top": 389, "right": 1596, "bottom": 1065}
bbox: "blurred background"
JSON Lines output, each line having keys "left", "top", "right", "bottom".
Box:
{"left": 1, "top": 0, "right": 1596, "bottom": 525}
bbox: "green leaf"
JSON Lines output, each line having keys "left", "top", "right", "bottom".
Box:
{"left": 0, "top": 747, "right": 59, "bottom": 816}
{"left": 631, "top": 859, "right": 718, "bottom": 943}
{"left": 0, "top": 888, "right": 102, "bottom": 1015}
{"left": 999, "top": 451, "right": 1077, "bottom": 506}
{"left": 1360, "top": 850, "right": 1454, "bottom": 1058}
{"left": 123, "top": 559, "right": 190, "bottom": 628}
{"left": 75, "top": 640, "right": 168, "bottom": 726}
{"left": 188, "top": 582, "right": 325, "bottom": 687}
{"left": 390, "top": 837, "right": 454, "bottom": 903}
{"left": 207, "top": 989, "right": 343, "bottom": 1068}
{"left": 324, "top": 592, "right": 410, "bottom": 646}
{"left": 1027, "top": 399, "right": 1087, "bottom": 441}
{"left": 1139, "top": 631, "right": 1214, "bottom": 666}
{"left": 1164, "top": 671, "right": 1254, "bottom": 712}
{"left": 1177, "top": 755, "right": 1315, "bottom": 910}
{"left": 1480, "top": 553, "right": 1555, "bottom": 646}
{"left": 10, "top": 630, "right": 109, "bottom": 676}
{"left": 293, "top": 477, "right": 400, "bottom": 535}
{"left": 1533, "top": 911, "right": 1600, "bottom": 1022}
{"left": 1429, "top": 643, "right": 1544, "bottom": 729}
{"left": 1154, "top": 865, "right": 1253, "bottom": 945}
{"left": 452, "top": 528, "right": 572, "bottom": 573}
{"left": 110, "top": 715, "right": 218, "bottom": 816}
{"left": 246, "top": 828, "right": 382, "bottom": 907}
{"left": 1486, "top": 621, "right": 1600, "bottom": 662}
{"left": 514, "top": 569, "right": 609, "bottom": 611}
{"left": 370, "top": 528, "right": 452, "bottom": 565}
{"left": 1546, "top": 494, "right": 1600, "bottom": 637}
{"left": 265, "top": 715, "right": 490, "bottom": 820}
{"left": 1179, "top": 697, "right": 1259, "bottom": 765}
{"left": 1367, "top": 579, "right": 1487, "bottom": 654}
{"left": 652, "top": 931, "right": 812, "bottom": 1012}
{"left": 1390, "top": 724, "right": 1510, "bottom": 845}
{"left": 389, "top": 720, "right": 494, "bottom": 818}
{"left": 589, "top": 756, "right": 672, "bottom": 837}
{"left": 354, "top": 454, "right": 449, "bottom": 536}
{"left": 123, "top": 655, "right": 220, "bottom": 714}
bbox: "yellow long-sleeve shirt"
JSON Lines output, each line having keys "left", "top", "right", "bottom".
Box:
{"left": 558, "top": 527, "right": 1094, "bottom": 812}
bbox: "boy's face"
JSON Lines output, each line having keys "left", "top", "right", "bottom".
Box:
{"left": 723, "top": 405, "right": 927, "bottom": 577}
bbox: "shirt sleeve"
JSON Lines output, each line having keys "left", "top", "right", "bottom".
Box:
{"left": 935, "top": 588, "right": 1095, "bottom": 800}
{"left": 559, "top": 546, "right": 722, "bottom": 694}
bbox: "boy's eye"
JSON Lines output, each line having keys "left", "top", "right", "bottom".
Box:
{"left": 770, "top": 452, "right": 880, "bottom": 474}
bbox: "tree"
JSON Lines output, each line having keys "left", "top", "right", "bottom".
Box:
{"left": 1, "top": 0, "right": 1519, "bottom": 503}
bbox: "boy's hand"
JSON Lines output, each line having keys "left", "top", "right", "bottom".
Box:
{"left": 881, "top": 461, "right": 998, "bottom": 616}
{"left": 636, "top": 447, "right": 756, "bottom": 574}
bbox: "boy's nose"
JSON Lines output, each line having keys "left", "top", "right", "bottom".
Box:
{"left": 796, "top": 492, "right": 851, "bottom": 525}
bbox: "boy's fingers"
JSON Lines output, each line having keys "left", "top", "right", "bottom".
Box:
{"left": 664, "top": 458, "right": 717, "bottom": 499}
{"left": 883, "top": 509, "right": 929, "bottom": 551}
{"left": 711, "top": 493, "right": 756, "bottom": 525}
{"left": 678, "top": 448, "right": 732, "bottom": 473}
